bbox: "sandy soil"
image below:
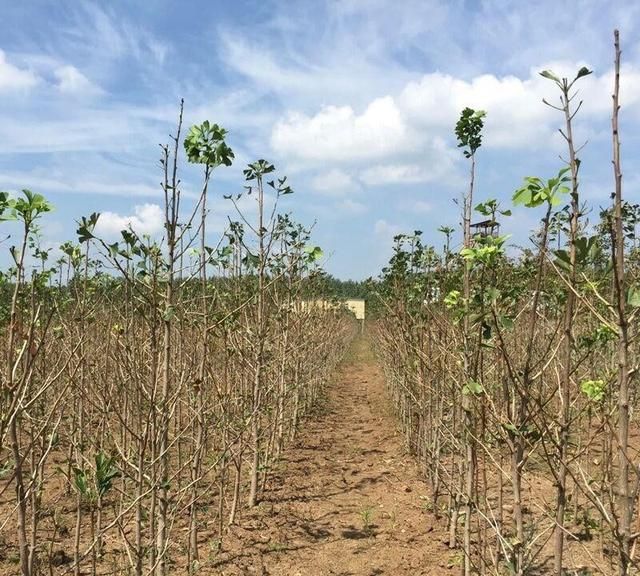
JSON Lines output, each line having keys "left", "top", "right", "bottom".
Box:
{"left": 212, "top": 336, "right": 452, "bottom": 575}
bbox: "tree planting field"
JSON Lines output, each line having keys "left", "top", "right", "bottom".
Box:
{"left": 1, "top": 29, "right": 639, "bottom": 576}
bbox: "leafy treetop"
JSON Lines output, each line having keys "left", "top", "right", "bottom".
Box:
{"left": 455, "top": 107, "right": 486, "bottom": 158}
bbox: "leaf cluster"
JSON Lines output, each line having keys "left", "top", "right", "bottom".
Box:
{"left": 455, "top": 107, "right": 486, "bottom": 158}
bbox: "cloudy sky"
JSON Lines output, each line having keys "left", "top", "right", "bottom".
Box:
{"left": 1, "top": 0, "right": 639, "bottom": 278}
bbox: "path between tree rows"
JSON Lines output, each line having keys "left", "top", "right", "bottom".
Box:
{"left": 214, "top": 336, "right": 451, "bottom": 575}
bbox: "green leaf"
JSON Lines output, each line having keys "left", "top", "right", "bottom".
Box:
{"left": 242, "top": 251, "right": 260, "bottom": 268}
{"left": 95, "top": 452, "right": 119, "bottom": 497}
{"left": 184, "top": 121, "right": 234, "bottom": 167}
{"left": 550, "top": 187, "right": 569, "bottom": 206}
{"left": 0, "top": 191, "right": 16, "bottom": 222}
{"left": 455, "top": 107, "right": 486, "bottom": 156}
{"left": 513, "top": 187, "right": 534, "bottom": 207}
{"left": 486, "top": 287, "right": 500, "bottom": 302}
{"left": 304, "top": 245, "right": 324, "bottom": 263}
{"left": 554, "top": 249, "right": 571, "bottom": 271}
{"left": 73, "top": 468, "right": 90, "bottom": 498}
{"left": 463, "top": 380, "right": 484, "bottom": 395}
{"left": 108, "top": 242, "right": 120, "bottom": 259}
{"left": 444, "top": 290, "right": 460, "bottom": 309}
{"left": 500, "top": 315, "right": 514, "bottom": 330}
{"left": 540, "top": 70, "right": 560, "bottom": 82}
{"left": 474, "top": 201, "right": 492, "bottom": 216}
{"left": 628, "top": 286, "right": 640, "bottom": 308}
{"left": 460, "top": 247, "right": 475, "bottom": 261}
{"left": 580, "top": 379, "right": 606, "bottom": 403}
{"left": 0, "top": 461, "right": 11, "bottom": 480}
{"left": 76, "top": 212, "right": 100, "bottom": 243}
{"left": 575, "top": 67, "right": 593, "bottom": 80}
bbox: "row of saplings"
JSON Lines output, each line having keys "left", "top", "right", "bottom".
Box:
{"left": 0, "top": 110, "right": 356, "bottom": 575}
{"left": 376, "top": 30, "right": 639, "bottom": 576}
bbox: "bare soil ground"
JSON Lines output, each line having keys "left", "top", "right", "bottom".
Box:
{"left": 212, "top": 335, "right": 451, "bottom": 575}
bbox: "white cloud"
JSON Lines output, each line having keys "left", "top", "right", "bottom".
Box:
{"left": 54, "top": 65, "right": 102, "bottom": 96}
{"left": 0, "top": 108, "right": 166, "bottom": 154}
{"left": 337, "top": 199, "right": 367, "bottom": 214}
{"left": 402, "top": 64, "right": 640, "bottom": 147}
{"left": 271, "top": 96, "right": 412, "bottom": 163}
{"left": 360, "top": 136, "right": 460, "bottom": 186}
{"left": 0, "top": 50, "right": 39, "bottom": 92}
{"left": 374, "top": 219, "right": 401, "bottom": 237}
{"left": 64, "top": 3, "right": 169, "bottom": 67}
{"left": 415, "top": 200, "right": 432, "bottom": 213}
{"left": 401, "top": 71, "right": 556, "bottom": 147}
{"left": 219, "top": 28, "right": 413, "bottom": 110}
{"left": 96, "top": 204, "right": 164, "bottom": 236}
{"left": 575, "top": 64, "right": 640, "bottom": 115}
{"left": 0, "top": 171, "right": 162, "bottom": 198}
{"left": 361, "top": 162, "right": 450, "bottom": 186}
{"left": 311, "top": 169, "right": 359, "bottom": 196}
{"left": 270, "top": 70, "right": 557, "bottom": 170}
{"left": 271, "top": 61, "right": 640, "bottom": 177}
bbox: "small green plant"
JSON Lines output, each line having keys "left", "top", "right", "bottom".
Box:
{"left": 420, "top": 495, "right": 433, "bottom": 512}
{"left": 267, "top": 541, "right": 286, "bottom": 553}
{"left": 359, "top": 506, "right": 375, "bottom": 534}
{"left": 575, "top": 509, "right": 599, "bottom": 541}
{"left": 580, "top": 379, "right": 607, "bottom": 403}
{"left": 71, "top": 452, "right": 119, "bottom": 502}
{"left": 447, "top": 551, "right": 464, "bottom": 568}
{"left": 207, "top": 538, "right": 222, "bottom": 561}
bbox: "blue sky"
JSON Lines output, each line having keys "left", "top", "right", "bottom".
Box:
{"left": 1, "top": 0, "right": 640, "bottom": 279}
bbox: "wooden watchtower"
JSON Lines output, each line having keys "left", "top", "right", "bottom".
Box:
{"left": 470, "top": 219, "right": 500, "bottom": 239}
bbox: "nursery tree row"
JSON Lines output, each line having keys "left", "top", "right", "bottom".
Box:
{"left": 0, "top": 105, "right": 355, "bottom": 575}
{"left": 375, "top": 31, "right": 638, "bottom": 576}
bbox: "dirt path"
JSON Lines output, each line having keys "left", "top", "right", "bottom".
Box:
{"left": 213, "top": 336, "right": 451, "bottom": 575}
